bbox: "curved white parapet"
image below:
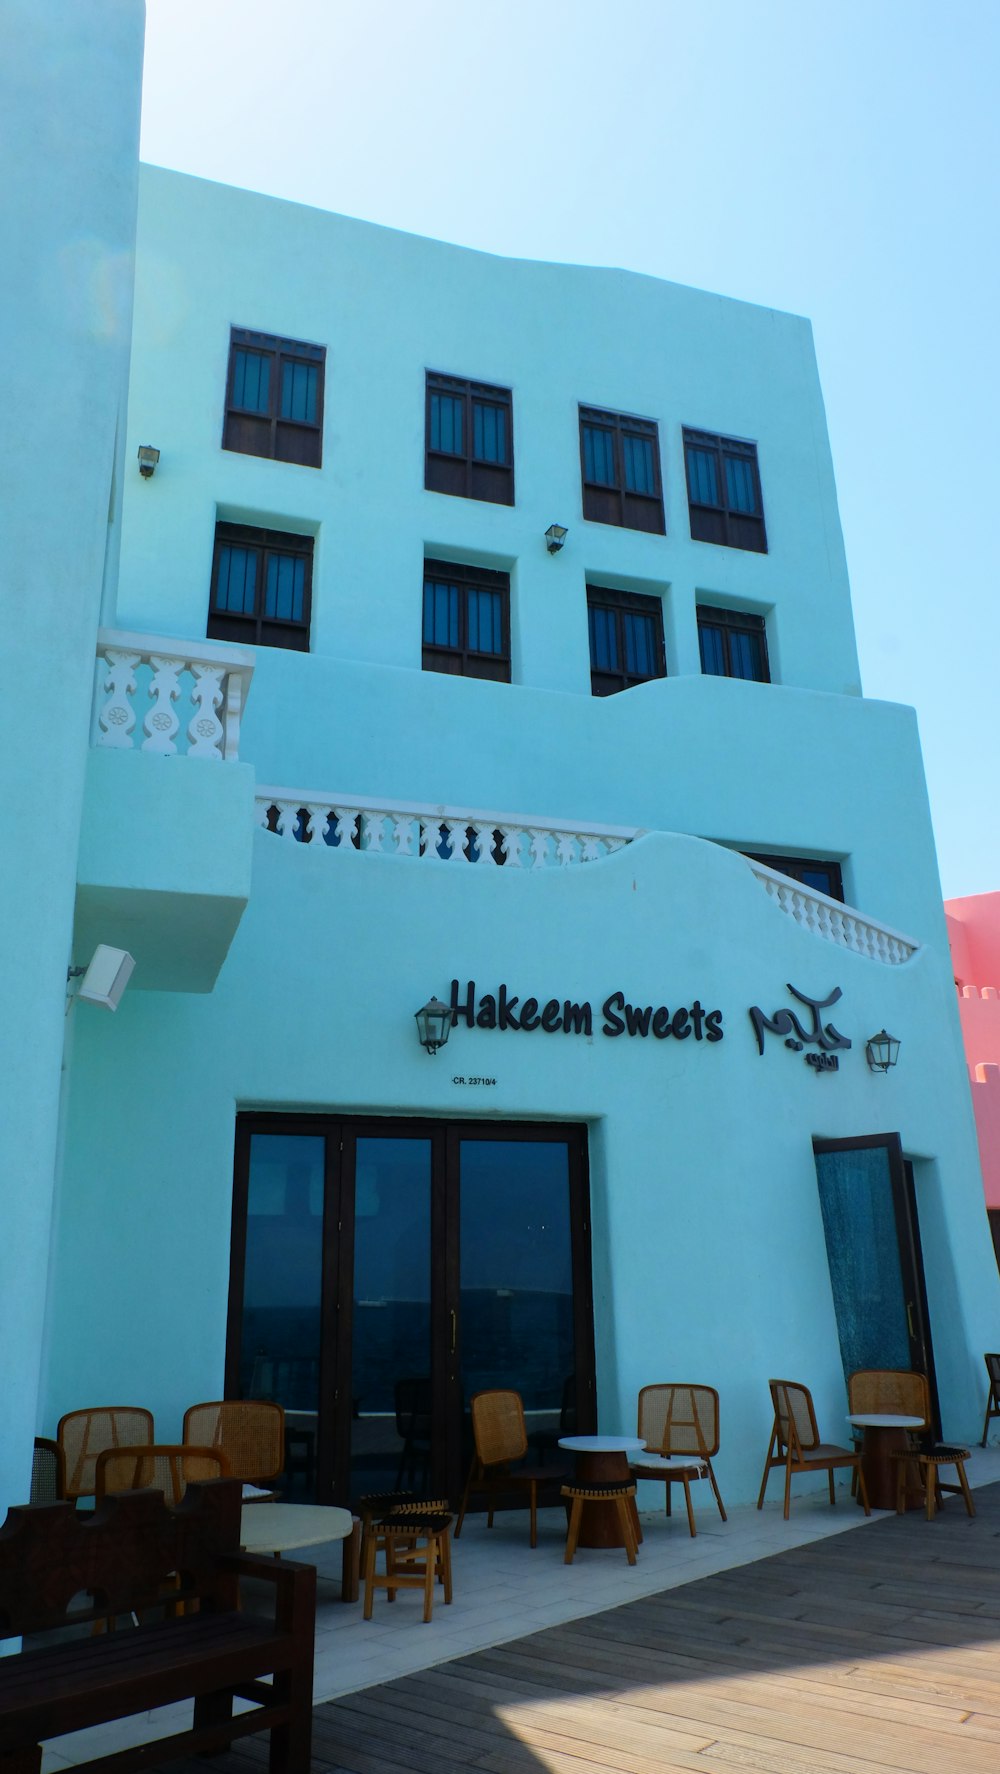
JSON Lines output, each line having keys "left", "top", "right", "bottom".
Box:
{"left": 747, "top": 858, "right": 919, "bottom": 966}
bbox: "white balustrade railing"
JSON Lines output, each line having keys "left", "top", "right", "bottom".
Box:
{"left": 254, "top": 788, "right": 640, "bottom": 870}
{"left": 748, "top": 859, "right": 919, "bottom": 966}
{"left": 93, "top": 628, "right": 255, "bottom": 762}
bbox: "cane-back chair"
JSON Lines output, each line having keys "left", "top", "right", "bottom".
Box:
{"left": 57, "top": 1406, "right": 155, "bottom": 1500}
{"left": 630, "top": 1384, "right": 727, "bottom": 1534}
{"left": 95, "top": 1443, "right": 231, "bottom": 1505}
{"left": 757, "top": 1379, "right": 870, "bottom": 1519}
{"left": 455, "top": 1389, "right": 565, "bottom": 1549}
{"left": 847, "top": 1368, "right": 930, "bottom": 1424}
{"left": 182, "top": 1400, "right": 284, "bottom": 1486}
{"left": 982, "top": 1354, "right": 1000, "bottom": 1446}
{"left": 30, "top": 1436, "right": 66, "bottom": 1503}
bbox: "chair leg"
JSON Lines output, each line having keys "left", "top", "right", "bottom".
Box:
{"left": 529, "top": 1478, "right": 537, "bottom": 1549}
{"left": 440, "top": 1526, "right": 453, "bottom": 1601}
{"left": 982, "top": 1395, "right": 991, "bottom": 1448}
{"left": 422, "top": 1536, "right": 435, "bottom": 1623}
{"left": 757, "top": 1426, "right": 778, "bottom": 1510}
{"left": 706, "top": 1458, "right": 727, "bottom": 1522}
{"left": 564, "top": 1496, "right": 583, "bottom": 1564}
{"left": 856, "top": 1462, "right": 871, "bottom": 1516}
{"left": 680, "top": 1476, "right": 697, "bottom": 1538}
{"left": 955, "top": 1459, "right": 976, "bottom": 1518}
{"left": 616, "top": 1496, "right": 637, "bottom": 1565}
{"left": 783, "top": 1457, "right": 793, "bottom": 1522}
{"left": 828, "top": 1469, "right": 836, "bottom": 1506}
{"left": 664, "top": 1482, "right": 672, "bottom": 1517}
{"left": 925, "top": 1462, "right": 937, "bottom": 1521}
{"left": 362, "top": 1525, "right": 378, "bottom": 1621}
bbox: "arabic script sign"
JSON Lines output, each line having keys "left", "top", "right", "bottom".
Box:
{"left": 748, "top": 984, "right": 852, "bottom": 1072}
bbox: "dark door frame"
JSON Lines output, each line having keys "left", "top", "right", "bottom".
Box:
{"left": 226, "top": 1113, "right": 596, "bottom": 1506}
{"left": 813, "top": 1131, "right": 940, "bottom": 1435}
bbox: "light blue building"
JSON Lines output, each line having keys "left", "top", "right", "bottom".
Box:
{"left": 5, "top": 2, "right": 999, "bottom": 1520}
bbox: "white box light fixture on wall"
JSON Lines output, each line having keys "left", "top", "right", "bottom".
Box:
{"left": 69, "top": 945, "right": 136, "bottom": 1011}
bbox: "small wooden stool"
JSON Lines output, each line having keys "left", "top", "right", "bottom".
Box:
{"left": 358, "top": 1490, "right": 445, "bottom": 1569}
{"left": 362, "top": 1510, "right": 453, "bottom": 1622}
{"left": 561, "top": 1481, "right": 638, "bottom": 1565}
{"left": 891, "top": 1444, "right": 975, "bottom": 1520}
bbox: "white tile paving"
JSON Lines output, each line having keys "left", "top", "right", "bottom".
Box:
{"left": 41, "top": 1446, "right": 1000, "bottom": 1771}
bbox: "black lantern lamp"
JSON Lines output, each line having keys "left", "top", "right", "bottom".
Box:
{"left": 415, "top": 996, "right": 452, "bottom": 1056}
{"left": 865, "top": 1029, "right": 900, "bottom": 1073}
{"left": 544, "top": 523, "right": 568, "bottom": 554}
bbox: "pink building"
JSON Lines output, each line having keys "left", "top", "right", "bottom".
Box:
{"left": 947, "top": 893, "right": 1000, "bottom": 1257}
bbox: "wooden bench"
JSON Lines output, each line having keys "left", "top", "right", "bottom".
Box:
{"left": 0, "top": 1478, "right": 315, "bottom": 1774}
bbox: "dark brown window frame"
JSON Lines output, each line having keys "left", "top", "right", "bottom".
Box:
{"left": 683, "top": 427, "right": 766, "bottom": 552}
{"left": 697, "top": 604, "right": 770, "bottom": 683}
{"left": 579, "top": 405, "right": 665, "bottom": 534}
{"left": 422, "top": 557, "right": 511, "bottom": 683}
{"left": 425, "top": 372, "right": 514, "bottom": 505}
{"left": 208, "top": 521, "right": 313, "bottom": 652}
{"left": 223, "top": 327, "right": 326, "bottom": 468}
{"left": 586, "top": 584, "right": 666, "bottom": 697}
{"left": 746, "top": 853, "right": 845, "bottom": 903}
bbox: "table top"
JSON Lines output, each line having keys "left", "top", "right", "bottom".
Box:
{"left": 558, "top": 1434, "right": 646, "bottom": 1453}
{"left": 846, "top": 1413, "right": 925, "bottom": 1428}
{"left": 239, "top": 1501, "right": 354, "bottom": 1553}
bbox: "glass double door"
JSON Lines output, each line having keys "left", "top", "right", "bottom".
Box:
{"left": 226, "top": 1117, "right": 594, "bottom": 1506}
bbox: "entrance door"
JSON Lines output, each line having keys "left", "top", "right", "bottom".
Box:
{"left": 226, "top": 1117, "right": 594, "bottom": 1505}
{"left": 813, "top": 1133, "right": 938, "bottom": 1430}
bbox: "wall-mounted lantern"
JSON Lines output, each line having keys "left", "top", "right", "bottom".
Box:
{"left": 414, "top": 996, "right": 452, "bottom": 1056}
{"left": 137, "top": 445, "right": 160, "bottom": 479}
{"left": 865, "top": 1028, "right": 900, "bottom": 1073}
{"left": 544, "top": 524, "right": 568, "bottom": 554}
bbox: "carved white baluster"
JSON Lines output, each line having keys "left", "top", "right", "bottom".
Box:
{"left": 580, "top": 837, "right": 603, "bottom": 864}
{"left": 97, "top": 649, "right": 140, "bottom": 749}
{"left": 556, "top": 832, "right": 578, "bottom": 867}
{"left": 305, "top": 803, "right": 332, "bottom": 845}
{"left": 332, "top": 806, "right": 360, "bottom": 851}
{"left": 430, "top": 819, "right": 455, "bottom": 860}
{"left": 222, "top": 670, "right": 245, "bottom": 761}
{"left": 142, "top": 655, "right": 184, "bottom": 754}
{"left": 390, "top": 812, "right": 418, "bottom": 855}
{"left": 255, "top": 799, "right": 273, "bottom": 831}
{"left": 363, "top": 813, "right": 386, "bottom": 853}
{"left": 276, "top": 801, "right": 303, "bottom": 842}
{"left": 188, "top": 663, "right": 226, "bottom": 759}
{"left": 470, "top": 823, "right": 494, "bottom": 864}
{"left": 528, "top": 828, "right": 549, "bottom": 869}
{"left": 499, "top": 825, "right": 524, "bottom": 868}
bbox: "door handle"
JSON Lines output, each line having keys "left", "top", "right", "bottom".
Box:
{"left": 450, "top": 1309, "right": 457, "bottom": 1356}
{"left": 906, "top": 1301, "right": 916, "bottom": 1338}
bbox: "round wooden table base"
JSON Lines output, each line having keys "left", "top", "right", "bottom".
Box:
{"left": 857, "top": 1426, "right": 924, "bottom": 1512}
{"left": 568, "top": 1449, "right": 643, "bottom": 1549}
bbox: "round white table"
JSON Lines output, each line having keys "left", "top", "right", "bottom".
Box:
{"left": 846, "top": 1413, "right": 925, "bottom": 1511}
{"left": 558, "top": 1435, "right": 646, "bottom": 1548}
{"left": 239, "top": 1501, "right": 354, "bottom": 1554}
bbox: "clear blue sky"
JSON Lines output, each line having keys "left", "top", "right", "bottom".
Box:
{"left": 140, "top": 0, "right": 1000, "bottom": 901}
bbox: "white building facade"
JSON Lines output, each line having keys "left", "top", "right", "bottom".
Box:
{"left": 10, "top": 126, "right": 1000, "bottom": 1513}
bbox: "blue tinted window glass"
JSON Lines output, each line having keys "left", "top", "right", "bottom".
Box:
{"left": 281, "top": 361, "right": 318, "bottom": 425}
{"left": 699, "top": 621, "right": 727, "bottom": 675}
{"left": 624, "top": 611, "right": 655, "bottom": 677}
{"left": 724, "top": 453, "right": 758, "bottom": 514}
{"left": 623, "top": 433, "right": 655, "bottom": 496}
{"left": 265, "top": 553, "right": 305, "bottom": 622}
{"left": 423, "top": 579, "right": 459, "bottom": 647}
{"left": 583, "top": 425, "right": 616, "bottom": 486}
{"left": 588, "top": 605, "right": 619, "bottom": 674}
{"left": 687, "top": 446, "right": 719, "bottom": 506}
{"left": 232, "top": 349, "right": 270, "bottom": 414}
{"left": 799, "top": 865, "right": 837, "bottom": 896}
{"left": 239, "top": 1132, "right": 326, "bottom": 1409}
{"left": 729, "top": 629, "right": 763, "bottom": 680}
{"left": 217, "top": 546, "right": 257, "bottom": 614}
{"left": 473, "top": 402, "right": 506, "bottom": 463}
{"left": 430, "top": 393, "right": 463, "bottom": 455}
{"left": 468, "top": 588, "right": 501, "bottom": 655}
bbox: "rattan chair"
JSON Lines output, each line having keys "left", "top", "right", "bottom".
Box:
{"left": 57, "top": 1407, "right": 155, "bottom": 1500}
{"left": 455, "top": 1389, "right": 565, "bottom": 1549}
{"left": 630, "top": 1383, "right": 727, "bottom": 1534}
{"left": 95, "top": 1443, "right": 231, "bottom": 1505}
{"left": 982, "top": 1354, "right": 1000, "bottom": 1446}
{"left": 846, "top": 1368, "right": 930, "bottom": 1494}
{"left": 182, "top": 1399, "right": 284, "bottom": 1486}
{"left": 30, "top": 1437, "right": 66, "bottom": 1503}
{"left": 757, "top": 1379, "right": 870, "bottom": 1520}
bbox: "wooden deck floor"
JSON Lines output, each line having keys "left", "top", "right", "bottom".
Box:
{"left": 173, "top": 1481, "right": 1000, "bottom": 1774}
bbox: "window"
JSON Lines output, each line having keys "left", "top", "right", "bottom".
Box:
{"left": 698, "top": 605, "right": 769, "bottom": 682}
{"left": 747, "top": 854, "right": 844, "bottom": 903}
{"left": 223, "top": 328, "right": 325, "bottom": 468}
{"left": 579, "top": 406, "right": 665, "bottom": 533}
{"left": 208, "top": 523, "right": 313, "bottom": 650}
{"left": 587, "top": 587, "right": 666, "bottom": 697}
{"left": 422, "top": 559, "right": 510, "bottom": 682}
{"left": 684, "top": 429, "right": 765, "bottom": 552}
{"left": 425, "top": 373, "right": 514, "bottom": 505}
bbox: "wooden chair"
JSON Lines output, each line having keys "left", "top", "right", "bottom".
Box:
{"left": 630, "top": 1383, "right": 727, "bottom": 1534}
{"left": 982, "top": 1353, "right": 1000, "bottom": 1446}
{"left": 57, "top": 1406, "right": 155, "bottom": 1500}
{"left": 891, "top": 1441, "right": 975, "bottom": 1520}
{"left": 561, "top": 1481, "right": 638, "bottom": 1565}
{"left": 31, "top": 1436, "right": 66, "bottom": 1503}
{"left": 183, "top": 1399, "right": 284, "bottom": 1486}
{"left": 757, "top": 1379, "right": 870, "bottom": 1520}
{"left": 95, "top": 1443, "right": 231, "bottom": 1505}
{"left": 455, "top": 1389, "right": 565, "bottom": 1549}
